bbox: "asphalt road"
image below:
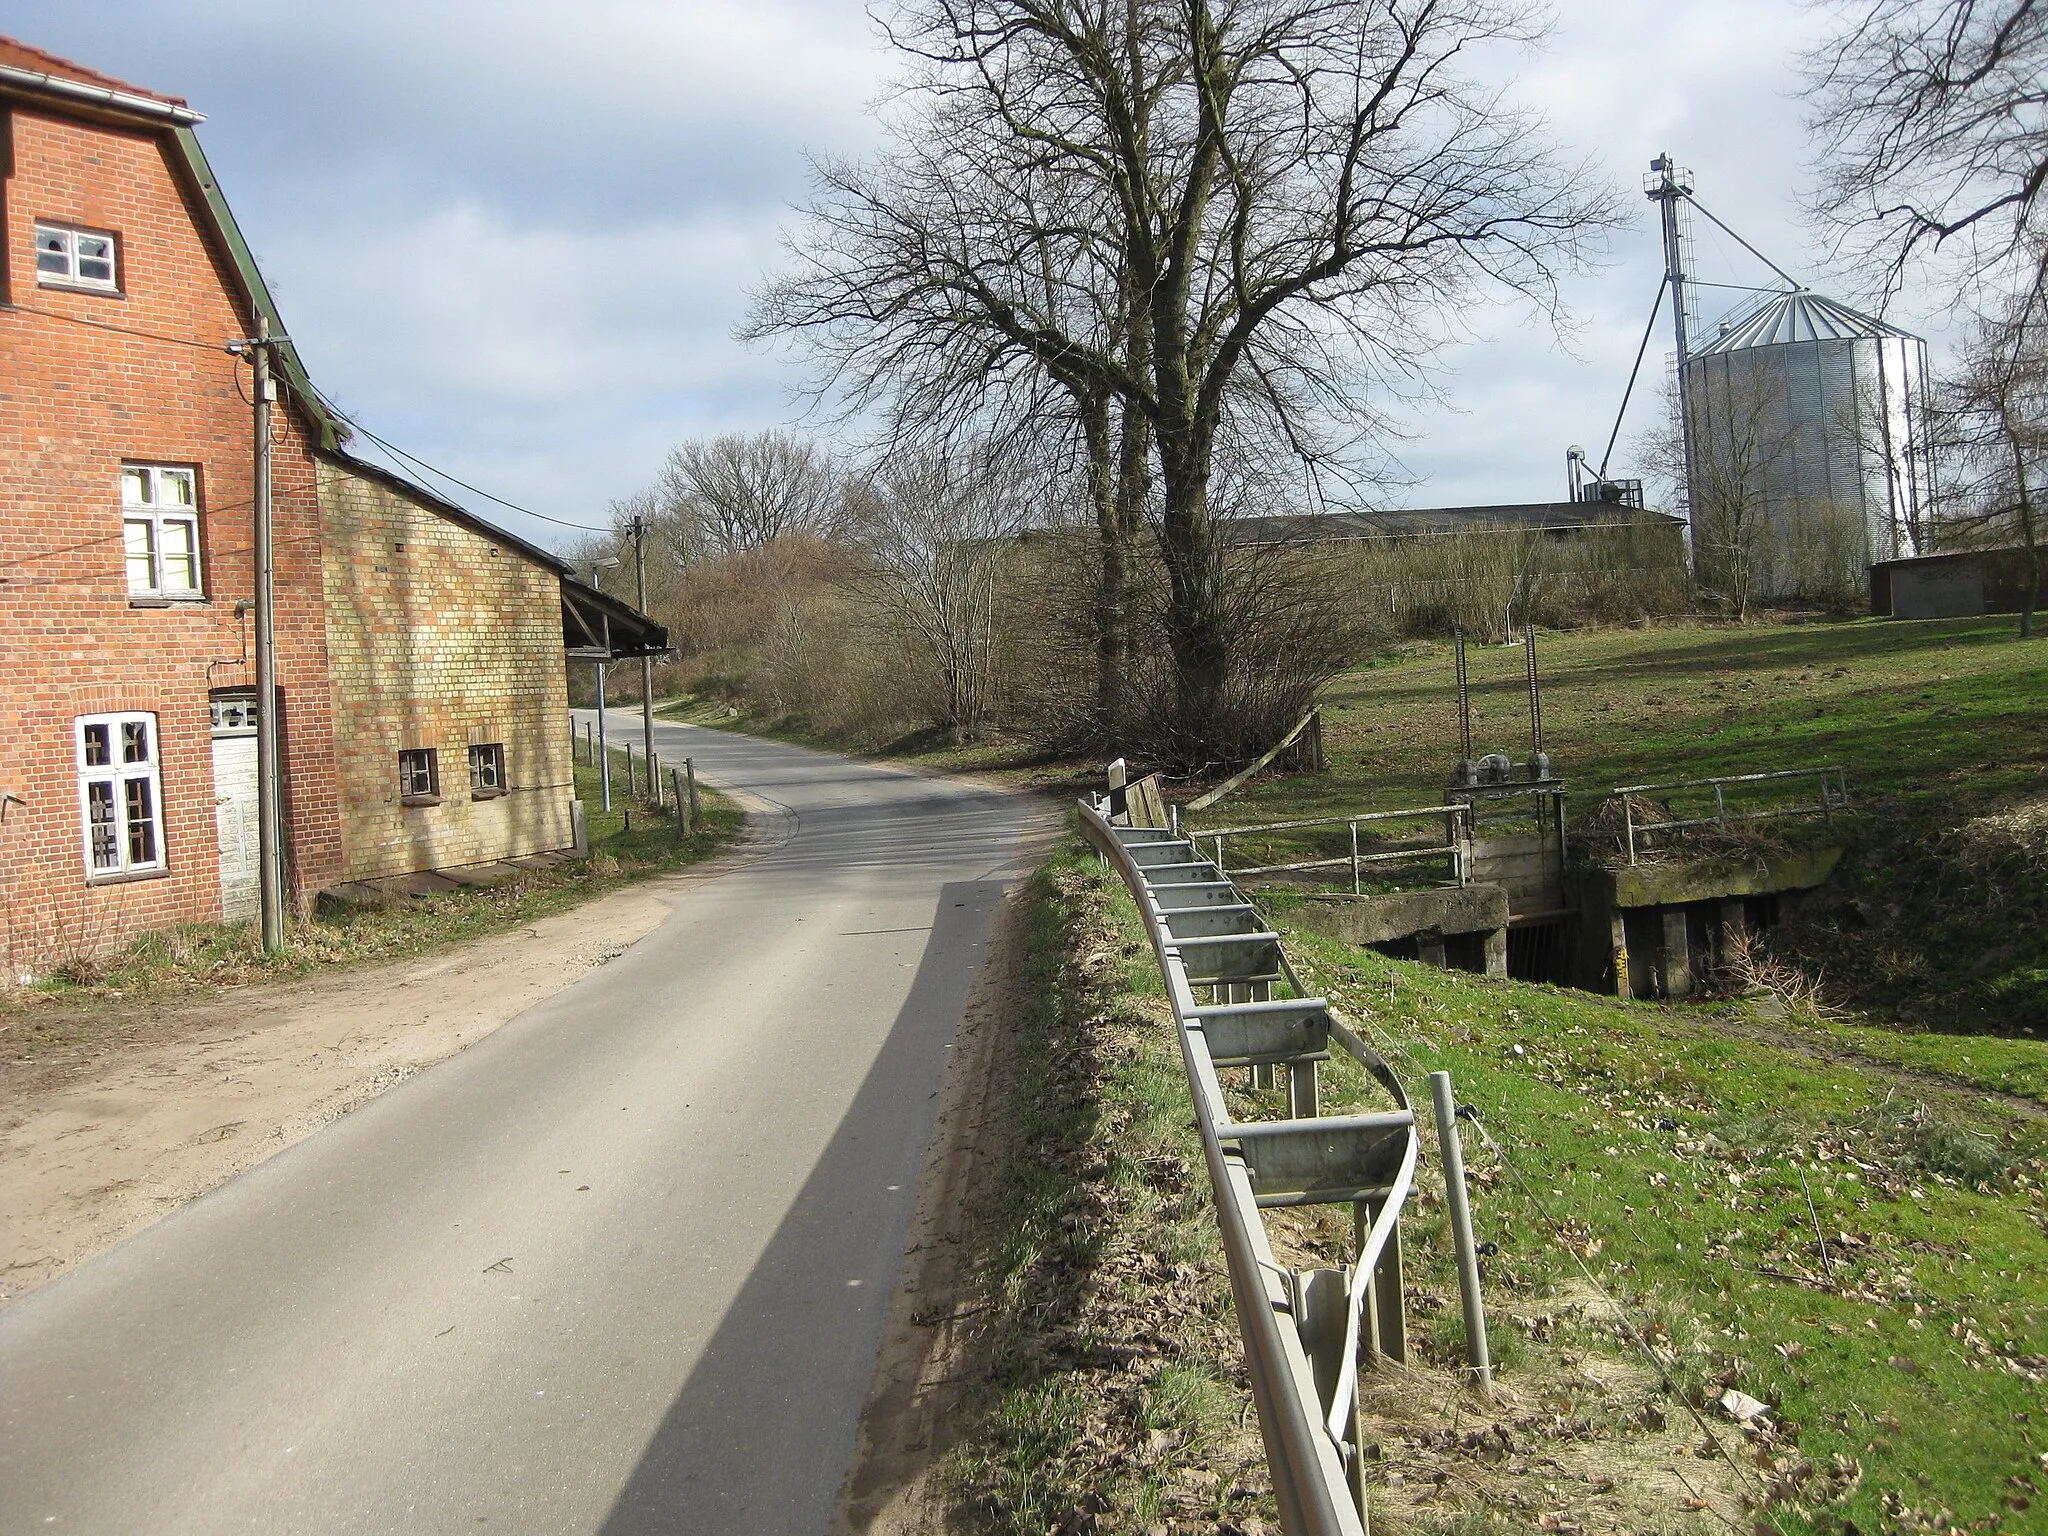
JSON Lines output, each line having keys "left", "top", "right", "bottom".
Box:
{"left": 0, "top": 717, "right": 1046, "bottom": 1534}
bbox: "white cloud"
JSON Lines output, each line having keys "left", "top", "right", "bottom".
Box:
{"left": 3, "top": 0, "right": 1967, "bottom": 542}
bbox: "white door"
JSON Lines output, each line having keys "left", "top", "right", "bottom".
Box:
{"left": 211, "top": 726, "right": 259, "bottom": 923}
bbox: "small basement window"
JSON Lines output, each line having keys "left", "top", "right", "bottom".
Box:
{"left": 122, "top": 465, "right": 202, "bottom": 598}
{"left": 37, "top": 221, "right": 119, "bottom": 292}
{"left": 398, "top": 748, "right": 440, "bottom": 805}
{"left": 468, "top": 743, "right": 507, "bottom": 798}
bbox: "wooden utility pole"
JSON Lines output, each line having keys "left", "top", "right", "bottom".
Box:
{"left": 251, "top": 317, "right": 285, "bottom": 954}
{"left": 633, "top": 516, "right": 657, "bottom": 806}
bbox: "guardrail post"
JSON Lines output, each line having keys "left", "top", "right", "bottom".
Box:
{"left": 1713, "top": 781, "right": 1727, "bottom": 830}
{"left": 1288, "top": 1057, "right": 1319, "bottom": 1119}
{"left": 1623, "top": 794, "right": 1638, "bottom": 865}
{"left": 685, "top": 757, "right": 700, "bottom": 826}
{"left": 625, "top": 742, "right": 637, "bottom": 800}
{"left": 1350, "top": 822, "right": 1360, "bottom": 895}
{"left": 1428, "top": 1072, "right": 1493, "bottom": 1399}
{"left": 1354, "top": 1199, "right": 1406, "bottom": 1363}
{"left": 649, "top": 750, "right": 662, "bottom": 809}
{"left": 672, "top": 769, "right": 688, "bottom": 836}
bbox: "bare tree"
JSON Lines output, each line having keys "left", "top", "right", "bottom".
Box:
{"left": 754, "top": 0, "right": 1613, "bottom": 766}
{"left": 839, "top": 446, "right": 1033, "bottom": 739}
{"left": 657, "top": 431, "right": 843, "bottom": 556}
{"left": 1928, "top": 293, "right": 2047, "bottom": 632}
{"left": 1805, "top": 0, "right": 2046, "bottom": 314}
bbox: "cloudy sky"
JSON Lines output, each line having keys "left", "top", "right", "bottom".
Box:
{"left": 7, "top": 0, "right": 1949, "bottom": 551}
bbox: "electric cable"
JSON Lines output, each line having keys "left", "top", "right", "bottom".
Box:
{"left": 302, "top": 382, "right": 613, "bottom": 534}
{"left": 14, "top": 302, "right": 232, "bottom": 353}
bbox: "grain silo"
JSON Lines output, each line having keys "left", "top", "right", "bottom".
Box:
{"left": 1681, "top": 290, "right": 1933, "bottom": 600}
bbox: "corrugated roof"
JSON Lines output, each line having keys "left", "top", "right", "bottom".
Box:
{"left": 0, "top": 35, "right": 188, "bottom": 108}
{"left": 1692, "top": 290, "right": 1920, "bottom": 355}
{"left": 1228, "top": 504, "right": 1683, "bottom": 544}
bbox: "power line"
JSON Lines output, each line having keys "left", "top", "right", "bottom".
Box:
{"left": 306, "top": 383, "right": 614, "bottom": 535}
{"left": 18, "top": 300, "right": 614, "bottom": 537}
{"left": 14, "top": 302, "right": 231, "bottom": 353}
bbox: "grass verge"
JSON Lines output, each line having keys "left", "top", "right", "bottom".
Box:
{"left": 934, "top": 845, "right": 1277, "bottom": 1533}
{"left": 2, "top": 759, "right": 739, "bottom": 1026}
{"left": 1277, "top": 923, "right": 2048, "bottom": 1534}
{"left": 980, "top": 838, "right": 2046, "bottom": 1532}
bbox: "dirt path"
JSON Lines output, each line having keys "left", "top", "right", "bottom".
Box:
{"left": 0, "top": 835, "right": 769, "bottom": 1305}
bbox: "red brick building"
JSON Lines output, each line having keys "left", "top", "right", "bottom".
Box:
{"left": 0, "top": 39, "right": 660, "bottom": 976}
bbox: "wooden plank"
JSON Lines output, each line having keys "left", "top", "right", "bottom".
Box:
{"left": 1185, "top": 707, "right": 1321, "bottom": 814}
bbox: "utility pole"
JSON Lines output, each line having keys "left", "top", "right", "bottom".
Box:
{"left": 633, "top": 516, "right": 655, "bottom": 796}
{"left": 250, "top": 317, "right": 285, "bottom": 954}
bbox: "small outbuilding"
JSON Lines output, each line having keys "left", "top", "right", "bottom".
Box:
{"left": 1869, "top": 546, "right": 2043, "bottom": 619}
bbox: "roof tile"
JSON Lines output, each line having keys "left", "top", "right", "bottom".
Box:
{"left": 0, "top": 35, "right": 187, "bottom": 107}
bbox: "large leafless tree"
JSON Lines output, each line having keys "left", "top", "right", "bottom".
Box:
{"left": 655, "top": 431, "right": 843, "bottom": 557}
{"left": 754, "top": 0, "right": 1612, "bottom": 766}
{"left": 1806, "top": 0, "right": 2046, "bottom": 314}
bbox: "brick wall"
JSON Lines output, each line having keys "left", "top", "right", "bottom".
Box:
{"left": 317, "top": 459, "right": 575, "bottom": 883}
{"left": 0, "top": 102, "right": 341, "bottom": 972}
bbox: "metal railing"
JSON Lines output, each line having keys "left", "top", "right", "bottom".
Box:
{"left": 1195, "top": 804, "right": 1472, "bottom": 892}
{"left": 1079, "top": 797, "right": 1418, "bottom": 1535}
{"left": 1602, "top": 765, "right": 1851, "bottom": 864}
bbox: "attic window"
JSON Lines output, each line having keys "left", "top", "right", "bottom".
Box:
{"left": 36, "top": 222, "right": 119, "bottom": 293}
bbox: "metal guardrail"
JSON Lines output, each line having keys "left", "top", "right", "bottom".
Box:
{"left": 1078, "top": 797, "right": 1419, "bottom": 1536}
{"left": 1196, "top": 804, "right": 1472, "bottom": 892}
{"left": 1603, "top": 765, "right": 1850, "bottom": 864}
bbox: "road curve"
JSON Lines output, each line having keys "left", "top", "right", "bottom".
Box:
{"left": 0, "top": 718, "right": 1048, "bottom": 1534}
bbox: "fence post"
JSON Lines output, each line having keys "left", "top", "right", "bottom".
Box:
{"left": 672, "top": 769, "right": 688, "bottom": 836}
{"left": 649, "top": 750, "right": 662, "bottom": 810}
{"left": 1428, "top": 1071, "right": 1493, "bottom": 1399}
{"left": 686, "top": 757, "right": 700, "bottom": 826}
{"left": 1350, "top": 822, "right": 1361, "bottom": 895}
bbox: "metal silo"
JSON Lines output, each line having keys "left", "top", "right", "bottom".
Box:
{"left": 1682, "top": 290, "right": 1932, "bottom": 599}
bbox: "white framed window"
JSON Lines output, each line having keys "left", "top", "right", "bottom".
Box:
{"left": 468, "top": 743, "right": 507, "bottom": 798}
{"left": 76, "top": 713, "right": 166, "bottom": 879}
{"left": 122, "top": 465, "right": 202, "bottom": 598}
{"left": 36, "top": 221, "right": 119, "bottom": 292}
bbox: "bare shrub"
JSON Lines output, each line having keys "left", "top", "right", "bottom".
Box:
{"left": 1711, "top": 927, "right": 1838, "bottom": 1021}
{"left": 1331, "top": 522, "right": 1690, "bottom": 641}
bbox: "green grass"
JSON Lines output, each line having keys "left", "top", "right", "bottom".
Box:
{"left": 941, "top": 848, "right": 1274, "bottom": 1532}
{"left": 1020, "top": 847, "right": 2048, "bottom": 1529}
{"left": 5, "top": 760, "right": 740, "bottom": 1019}
{"left": 1187, "top": 616, "right": 2048, "bottom": 1034}
{"left": 1197, "top": 617, "right": 2047, "bottom": 823}
{"left": 1273, "top": 919, "right": 2048, "bottom": 1534}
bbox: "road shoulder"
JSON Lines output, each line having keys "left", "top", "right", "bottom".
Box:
{"left": 0, "top": 835, "right": 762, "bottom": 1305}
